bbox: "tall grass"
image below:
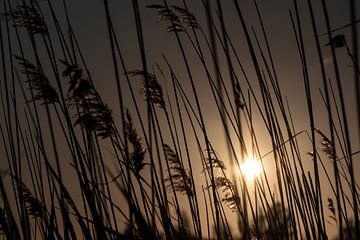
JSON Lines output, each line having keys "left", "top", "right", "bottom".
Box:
{"left": 0, "top": 0, "right": 359, "bottom": 239}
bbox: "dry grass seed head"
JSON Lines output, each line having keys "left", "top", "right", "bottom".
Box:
{"left": 3, "top": 5, "right": 48, "bottom": 35}
{"left": 74, "top": 96, "right": 115, "bottom": 139}
{"left": 15, "top": 55, "right": 58, "bottom": 104}
{"left": 206, "top": 176, "right": 240, "bottom": 211}
{"left": 127, "top": 70, "right": 165, "bottom": 109}
{"left": 171, "top": 6, "right": 200, "bottom": 29}
{"left": 12, "top": 176, "right": 48, "bottom": 220}
{"left": 203, "top": 149, "right": 226, "bottom": 173}
{"left": 146, "top": 4, "right": 184, "bottom": 32}
{"left": 315, "top": 128, "right": 335, "bottom": 157}
{"left": 163, "top": 144, "right": 193, "bottom": 196}
{"left": 60, "top": 59, "right": 93, "bottom": 100}
{"left": 125, "top": 109, "right": 147, "bottom": 176}
{"left": 60, "top": 60, "right": 115, "bottom": 139}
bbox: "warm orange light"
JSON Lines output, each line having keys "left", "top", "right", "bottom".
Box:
{"left": 239, "top": 157, "right": 262, "bottom": 181}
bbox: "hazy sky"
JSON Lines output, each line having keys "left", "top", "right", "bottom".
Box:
{"left": 1, "top": 0, "right": 359, "bottom": 238}
{"left": 56, "top": 0, "right": 359, "bottom": 237}
{"left": 58, "top": 0, "right": 359, "bottom": 151}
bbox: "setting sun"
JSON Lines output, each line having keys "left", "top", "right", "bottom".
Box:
{"left": 239, "top": 157, "right": 263, "bottom": 181}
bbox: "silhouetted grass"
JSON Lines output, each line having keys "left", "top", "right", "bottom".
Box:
{"left": 0, "top": 0, "right": 359, "bottom": 239}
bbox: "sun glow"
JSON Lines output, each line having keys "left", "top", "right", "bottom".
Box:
{"left": 239, "top": 157, "right": 263, "bottom": 181}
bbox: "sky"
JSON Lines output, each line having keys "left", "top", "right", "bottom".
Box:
{"left": 60, "top": 0, "right": 357, "bottom": 132}
{"left": 57, "top": 0, "right": 360, "bottom": 237}
{"left": 1, "top": 0, "right": 360, "bottom": 239}
{"left": 60, "top": 0, "right": 359, "bottom": 169}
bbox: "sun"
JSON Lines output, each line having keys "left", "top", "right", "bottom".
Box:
{"left": 239, "top": 157, "right": 263, "bottom": 181}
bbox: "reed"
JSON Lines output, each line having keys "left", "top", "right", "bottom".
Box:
{"left": 0, "top": 0, "right": 359, "bottom": 239}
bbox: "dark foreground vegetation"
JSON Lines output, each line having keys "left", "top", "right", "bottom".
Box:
{"left": 0, "top": 0, "right": 359, "bottom": 239}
